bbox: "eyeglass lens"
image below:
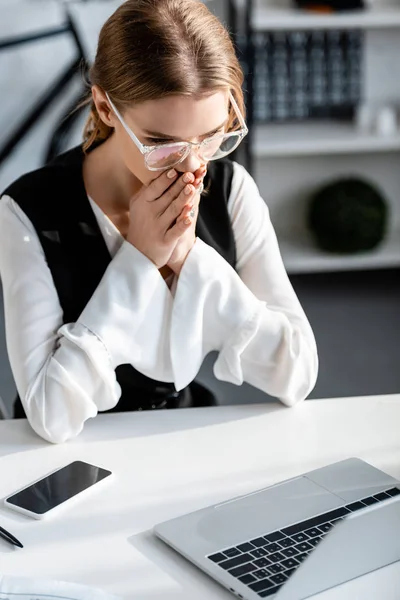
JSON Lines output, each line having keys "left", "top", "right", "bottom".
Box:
{"left": 146, "top": 134, "right": 241, "bottom": 169}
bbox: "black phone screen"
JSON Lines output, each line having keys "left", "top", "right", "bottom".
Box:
{"left": 6, "top": 461, "right": 111, "bottom": 514}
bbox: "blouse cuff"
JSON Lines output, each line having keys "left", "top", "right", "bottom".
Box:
{"left": 170, "top": 238, "right": 265, "bottom": 390}
{"left": 77, "top": 241, "right": 173, "bottom": 371}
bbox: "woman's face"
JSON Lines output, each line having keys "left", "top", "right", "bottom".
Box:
{"left": 93, "top": 87, "right": 230, "bottom": 185}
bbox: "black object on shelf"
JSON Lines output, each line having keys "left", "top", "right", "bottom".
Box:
{"left": 294, "top": 1, "right": 365, "bottom": 11}
{"left": 307, "top": 178, "right": 388, "bottom": 254}
{"left": 252, "top": 28, "right": 363, "bottom": 124}
{"left": 229, "top": 0, "right": 365, "bottom": 173}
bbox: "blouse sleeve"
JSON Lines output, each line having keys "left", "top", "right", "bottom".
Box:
{"left": 0, "top": 195, "right": 173, "bottom": 443}
{"left": 170, "top": 162, "right": 318, "bottom": 405}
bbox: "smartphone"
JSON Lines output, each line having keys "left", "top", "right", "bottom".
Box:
{"left": 4, "top": 461, "right": 112, "bottom": 519}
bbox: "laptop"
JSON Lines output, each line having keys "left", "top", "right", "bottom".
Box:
{"left": 154, "top": 458, "right": 400, "bottom": 599}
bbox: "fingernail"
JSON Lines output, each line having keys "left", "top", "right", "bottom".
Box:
{"left": 184, "top": 184, "right": 192, "bottom": 195}
{"left": 167, "top": 169, "right": 177, "bottom": 179}
{"left": 184, "top": 217, "right": 191, "bottom": 225}
{"left": 183, "top": 173, "right": 193, "bottom": 183}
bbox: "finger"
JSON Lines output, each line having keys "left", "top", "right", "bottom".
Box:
{"left": 193, "top": 166, "right": 207, "bottom": 187}
{"left": 156, "top": 172, "right": 195, "bottom": 213}
{"left": 193, "top": 165, "right": 207, "bottom": 179}
{"left": 177, "top": 196, "right": 199, "bottom": 223}
{"left": 144, "top": 168, "right": 180, "bottom": 202}
{"left": 194, "top": 179, "right": 205, "bottom": 194}
{"left": 177, "top": 208, "right": 194, "bottom": 225}
{"left": 164, "top": 214, "right": 192, "bottom": 244}
{"left": 161, "top": 183, "right": 196, "bottom": 226}
{"left": 193, "top": 172, "right": 206, "bottom": 189}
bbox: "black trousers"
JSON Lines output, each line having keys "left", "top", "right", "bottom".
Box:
{"left": 13, "top": 380, "right": 217, "bottom": 418}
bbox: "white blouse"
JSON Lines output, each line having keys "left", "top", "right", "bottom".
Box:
{"left": 0, "top": 162, "right": 318, "bottom": 443}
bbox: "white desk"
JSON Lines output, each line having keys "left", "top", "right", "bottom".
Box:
{"left": 1, "top": 394, "right": 400, "bottom": 599}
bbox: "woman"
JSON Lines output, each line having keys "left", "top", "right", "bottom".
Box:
{"left": 0, "top": 0, "right": 318, "bottom": 443}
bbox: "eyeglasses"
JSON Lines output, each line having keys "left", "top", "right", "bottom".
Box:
{"left": 105, "top": 91, "right": 248, "bottom": 171}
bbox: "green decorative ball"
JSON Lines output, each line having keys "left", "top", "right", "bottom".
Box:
{"left": 307, "top": 178, "right": 388, "bottom": 254}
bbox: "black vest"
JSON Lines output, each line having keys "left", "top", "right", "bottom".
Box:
{"left": 3, "top": 145, "right": 235, "bottom": 413}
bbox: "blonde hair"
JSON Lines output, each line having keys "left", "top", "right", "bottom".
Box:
{"left": 82, "top": 0, "right": 245, "bottom": 151}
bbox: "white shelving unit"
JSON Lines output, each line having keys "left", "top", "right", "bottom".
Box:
{"left": 245, "top": 1, "right": 400, "bottom": 274}
{"left": 251, "top": 4, "right": 400, "bottom": 31}
{"left": 280, "top": 228, "right": 400, "bottom": 274}
{"left": 254, "top": 122, "right": 400, "bottom": 157}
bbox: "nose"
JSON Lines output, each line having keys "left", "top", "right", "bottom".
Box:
{"left": 176, "top": 146, "right": 204, "bottom": 174}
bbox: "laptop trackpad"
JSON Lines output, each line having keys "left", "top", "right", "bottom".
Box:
{"left": 197, "top": 477, "right": 343, "bottom": 548}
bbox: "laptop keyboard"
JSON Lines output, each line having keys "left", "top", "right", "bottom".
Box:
{"left": 208, "top": 486, "right": 400, "bottom": 598}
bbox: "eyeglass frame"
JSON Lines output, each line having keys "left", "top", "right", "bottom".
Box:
{"left": 105, "top": 90, "right": 248, "bottom": 171}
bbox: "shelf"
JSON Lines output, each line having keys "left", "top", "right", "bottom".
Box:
{"left": 280, "top": 229, "right": 400, "bottom": 274}
{"left": 253, "top": 122, "right": 400, "bottom": 157}
{"left": 251, "top": 4, "right": 400, "bottom": 31}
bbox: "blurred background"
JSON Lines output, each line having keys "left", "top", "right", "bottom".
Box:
{"left": 1, "top": 0, "right": 399, "bottom": 417}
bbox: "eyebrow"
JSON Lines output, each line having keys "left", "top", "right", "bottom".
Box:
{"left": 141, "top": 118, "right": 228, "bottom": 140}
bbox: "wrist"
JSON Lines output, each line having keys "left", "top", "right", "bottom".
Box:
{"left": 168, "top": 239, "right": 196, "bottom": 275}
{"left": 168, "top": 257, "right": 186, "bottom": 276}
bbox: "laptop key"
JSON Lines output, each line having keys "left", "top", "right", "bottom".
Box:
{"left": 219, "top": 553, "right": 253, "bottom": 570}
{"left": 239, "top": 573, "right": 257, "bottom": 585}
{"left": 362, "top": 496, "right": 379, "bottom": 506}
{"left": 268, "top": 563, "right": 284, "bottom": 574}
{"left": 318, "top": 522, "right": 333, "bottom": 533}
{"left": 282, "top": 547, "right": 299, "bottom": 558}
{"left": 291, "top": 532, "right": 309, "bottom": 543}
{"left": 229, "top": 563, "right": 257, "bottom": 578}
{"left": 264, "top": 531, "right": 286, "bottom": 543}
{"left": 270, "top": 573, "right": 288, "bottom": 585}
{"left": 285, "top": 568, "right": 296, "bottom": 577}
{"left": 281, "top": 558, "right": 300, "bottom": 569}
{"left": 251, "top": 537, "right": 270, "bottom": 547}
{"left": 208, "top": 553, "right": 226, "bottom": 563}
{"left": 264, "top": 543, "right": 282, "bottom": 553}
{"left": 223, "top": 547, "right": 242, "bottom": 558}
{"left": 251, "top": 548, "right": 268, "bottom": 558}
{"left": 304, "top": 527, "right": 322, "bottom": 538}
{"left": 294, "top": 541, "right": 313, "bottom": 553}
{"left": 279, "top": 537, "right": 296, "bottom": 548}
{"left": 268, "top": 552, "right": 286, "bottom": 563}
{"left": 296, "top": 552, "right": 309, "bottom": 563}
{"left": 254, "top": 558, "right": 272, "bottom": 568}
{"left": 254, "top": 569, "right": 271, "bottom": 580}
{"left": 258, "top": 588, "right": 279, "bottom": 598}
{"left": 346, "top": 501, "right": 366, "bottom": 512}
{"left": 281, "top": 506, "right": 350, "bottom": 537}
{"left": 249, "top": 579, "right": 275, "bottom": 593}
{"left": 308, "top": 537, "right": 322, "bottom": 548}
{"left": 373, "top": 491, "right": 391, "bottom": 501}
{"left": 385, "top": 487, "right": 400, "bottom": 497}
{"left": 237, "top": 542, "right": 255, "bottom": 553}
